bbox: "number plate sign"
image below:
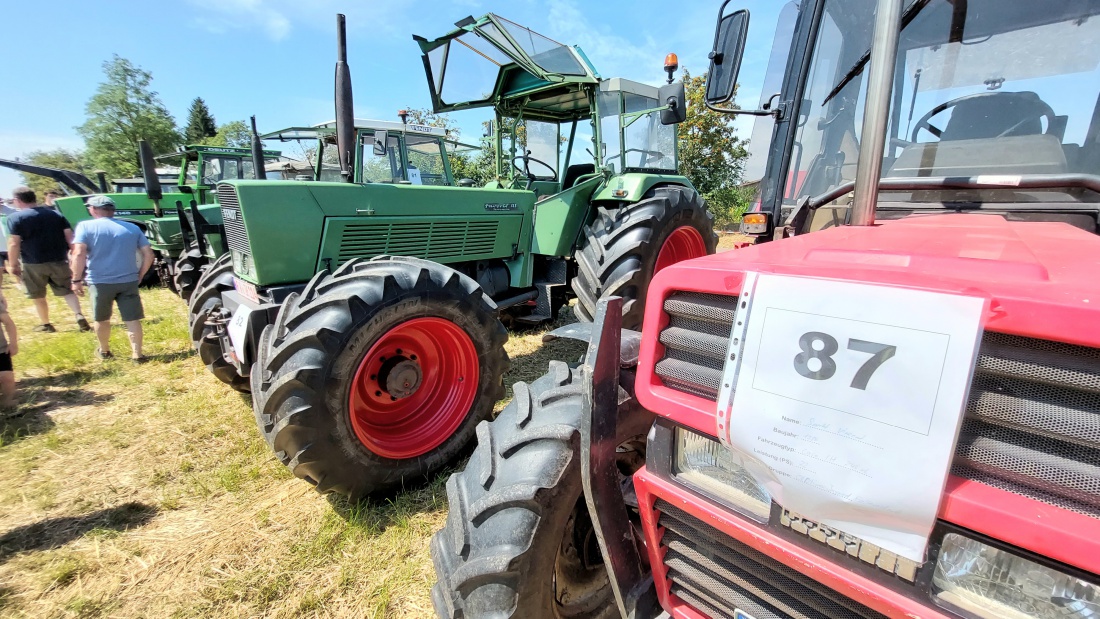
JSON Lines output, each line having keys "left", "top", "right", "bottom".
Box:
{"left": 226, "top": 304, "right": 254, "bottom": 360}
{"left": 718, "top": 272, "right": 985, "bottom": 562}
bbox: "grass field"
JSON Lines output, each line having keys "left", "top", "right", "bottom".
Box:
{"left": 0, "top": 234, "right": 745, "bottom": 618}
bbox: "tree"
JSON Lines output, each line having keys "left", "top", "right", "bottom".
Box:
{"left": 200, "top": 120, "right": 251, "bottom": 148}
{"left": 678, "top": 69, "right": 751, "bottom": 228}
{"left": 184, "top": 97, "right": 218, "bottom": 143}
{"left": 18, "top": 149, "right": 89, "bottom": 196}
{"left": 77, "top": 55, "right": 181, "bottom": 179}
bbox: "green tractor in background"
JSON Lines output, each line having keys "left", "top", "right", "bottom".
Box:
{"left": 142, "top": 142, "right": 282, "bottom": 300}
{"left": 190, "top": 13, "right": 716, "bottom": 501}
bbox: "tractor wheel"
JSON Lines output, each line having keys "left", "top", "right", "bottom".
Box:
{"left": 187, "top": 253, "right": 249, "bottom": 392}
{"left": 430, "top": 362, "right": 652, "bottom": 619}
{"left": 173, "top": 243, "right": 208, "bottom": 303}
{"left": 252, "top": 256, "right": 509, "bottom": 500}
{"left": 572, "top": 186, "right": 716, "bottom": 330}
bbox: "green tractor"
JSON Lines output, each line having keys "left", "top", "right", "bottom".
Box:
{"left": 143, "top": 143, "right": 282, "bottom": 300}
{"left": 190, "top": 13, "right": 716, "bottom": 501}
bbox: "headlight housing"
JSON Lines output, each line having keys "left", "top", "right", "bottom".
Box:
{"left": 673, "top": 427, "right": 772, "bottom": 521}
{"left": 933, "top": 533, "right": 1100, "bottom": 619}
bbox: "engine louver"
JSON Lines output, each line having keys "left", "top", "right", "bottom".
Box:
{"left": 337, "top": 220, "right": 498, "bottom": 265}
{"left": 656, "top": 291, "right": 1100, "bottom": 519}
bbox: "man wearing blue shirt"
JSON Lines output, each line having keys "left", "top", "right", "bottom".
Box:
{"left": 69, "top": 196, "right": 155, "bottom": 361}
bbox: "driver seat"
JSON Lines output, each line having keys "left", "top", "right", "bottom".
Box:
{"left": 939, "top": 91, "right": 1049, "bottom": 141}
{"left": 561, "top": 163, "right": 595, "bottom": 190}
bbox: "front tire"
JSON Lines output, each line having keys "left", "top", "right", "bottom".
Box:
{"left": 252, "top": 256, "right": 509, "bottom": 501}
{"left": 572, "top": 186, "right": 716, "bottom": 329}
{"left": 173, "top": 242, "right": 208, "bottom": 303}
{"left": 430, "top": 363, "right": 652, "bottom": 619}
{"left": 187, "top": 252, "right": 249, "bottom": 392}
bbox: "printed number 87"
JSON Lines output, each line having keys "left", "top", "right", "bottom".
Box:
{"left": 794, "top": 332, "right": 897, "bottom": 390}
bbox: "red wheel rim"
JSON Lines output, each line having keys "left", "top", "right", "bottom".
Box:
{"left": 348, "top": 317, "right": 479, "bottom": 459}
{"left": 654, "top": 226, "right": 708, "bottom": 272}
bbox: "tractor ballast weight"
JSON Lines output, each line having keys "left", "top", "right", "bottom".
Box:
{"left": 431, "top": 0, "right": 1100, "bottom": 618}
{"left": 190, "top": 12, "right": 718, "bottom": 501}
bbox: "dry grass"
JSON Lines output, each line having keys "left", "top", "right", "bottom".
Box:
{"left": 0, "top": 237, "right": 746, "bottom": 618}
{"left": 0, "top": 277, "right": 593, "bottom": 619}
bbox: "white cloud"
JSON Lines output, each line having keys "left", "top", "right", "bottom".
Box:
{"left": 186, "top": 0, "right": 419, "bottom": 41}
{"left": 187, "top": 0, "right": 293, "bottom": 40}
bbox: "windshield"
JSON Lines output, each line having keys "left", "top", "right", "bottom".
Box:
{"left": 200, "top": 156, "right": 276, "bottom": 185}
{"left": 406, "top": 134, "right": 453, "bottom": 186}
{"left": 780, "top": 0, "right": 1100, "bottom": 208}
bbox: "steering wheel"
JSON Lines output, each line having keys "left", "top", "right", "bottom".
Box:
{"left": 911, "top": 92, "right": 1056, "bottom": 143}
{"left": 510, "top": 151, "right": 558, "bottom": 184}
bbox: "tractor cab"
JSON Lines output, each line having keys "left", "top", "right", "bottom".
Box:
{"left": 728, "top": 0, "right": 1100, "bottom": 239}
{"left": 266, "top": 119, "right": 477, "bottom": 186}
{"left": 415, "top": 14, "right": 683, "bottom": 201}
{"left": 158, "top": 145, "right": 282, "bottom": 206}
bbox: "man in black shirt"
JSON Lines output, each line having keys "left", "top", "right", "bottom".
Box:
{"left": 6, "top": 187, "right": 90, "bottom": 333}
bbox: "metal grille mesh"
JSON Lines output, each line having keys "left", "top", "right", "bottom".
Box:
{"left": 336, "top": 220, "right": 498, "bottom": 265}
{"left": 655, "top": 291, "right": 1100, "bottom": 519}
{"left": 217, "top": 185, "right": 249, "bottom": 255}
{"left": 656, "top": 500, "right": 886, "bottom": 619}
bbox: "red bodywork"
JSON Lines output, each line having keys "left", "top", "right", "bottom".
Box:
{"left": 633, "top": 214, "right": 1100, "bottom": 617}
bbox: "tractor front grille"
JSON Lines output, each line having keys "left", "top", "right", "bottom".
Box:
{"left": 655, "top": 500, "right": 887, "bottom": 619}
{"left": 218, "top": 184, "right": 249, "bottom": 255}
{"left": 655, "top": 291, "right": 1100, "bottom": 519}
{"left": 336, "top": 220, "right": 499, "bottom": 265}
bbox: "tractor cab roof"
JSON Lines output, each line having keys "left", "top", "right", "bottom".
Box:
{"left": 414, "top": 13, "right": 599, "bottom": 118}
{"left": 262, "top": 120, "right": 480, "bottom": 155}
{"left": 155, "top": 145, "right": 281, "bottom": 162}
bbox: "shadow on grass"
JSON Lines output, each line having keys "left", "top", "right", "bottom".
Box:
{"left": 325, "top": 474, "right": 449, "bottom": 532}
{"left": 18, "top": 367, "right": 115, "bottom": 389}
{"left": 0, "top": 407, "right": 56, "bottom": 445}
{"left": 0, "top": 502, "right": 158, "bottom": 563}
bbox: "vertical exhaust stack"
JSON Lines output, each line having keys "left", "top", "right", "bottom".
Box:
{"left": 334, "top": 13, "right": 355, "bottom": 183}
{"left": 95, "top": 171, "right": 109, "bottom": 193}
{"left": 850, "top": 0, "right": 902, "bottom": 226}
{"left": 138, "top": 139, "right": 164, "bottom": 217}
{"left": 250, "top": 116, "right": 267, "bottom": 180}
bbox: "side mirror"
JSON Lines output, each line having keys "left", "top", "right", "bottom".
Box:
{"left": 373, "top": 130, "right": 389, "bottom": 156}
{"left": 139, "top": 140, "right": 162, "bottom": 201}
{"left": 705, "top": 6, "right": 750, "bottom": 105}
{"left": 659, "top": 82, "right": 687, "bottom": 125}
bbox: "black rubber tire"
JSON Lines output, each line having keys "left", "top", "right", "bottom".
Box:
{"left": 252, "top": 256, "right": 509, "bottom": 501}
{"left": 173, "top": 243, "right": 209, "bottom": 303}
{"left": 571, "top": 186, "right": 717, "bottom": 330}
{"left": 187, "top": 252, "right": 249, "bottom": 392}
{"left": 430, "top": 362, "right": 652, "bottom": 619}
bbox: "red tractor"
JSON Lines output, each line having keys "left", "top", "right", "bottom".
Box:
{"left": 432, "top": 0, "right": 1100, "bottom": 618}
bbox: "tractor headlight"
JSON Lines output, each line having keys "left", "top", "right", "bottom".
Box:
{"left": 933, "top": 533, "right": 1100, "bottom": 619}
{"left": 673, "top": 427, "right": 771, "bottom": 521}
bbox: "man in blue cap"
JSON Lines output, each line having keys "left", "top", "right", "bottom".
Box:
{"left": 70, "top": 195, "right": 155, "bottom": 361}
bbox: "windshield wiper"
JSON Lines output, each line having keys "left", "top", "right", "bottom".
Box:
{"left": 821, "top": 0, "right": 933, "bottom": 107}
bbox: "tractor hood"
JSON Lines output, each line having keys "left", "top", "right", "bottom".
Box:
{"left": 413, "top": 13, "right": 599, "bottom": 114}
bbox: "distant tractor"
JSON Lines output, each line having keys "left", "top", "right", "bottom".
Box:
{"left": 187, "top": 13, "right": 715, "bottom": 501}
{"left": 431, "top": 1, "right": 1100, "bottom": 618}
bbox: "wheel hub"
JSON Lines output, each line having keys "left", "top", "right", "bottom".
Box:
{"left": 379, "top": 356, "right": 422, "bottom": 399}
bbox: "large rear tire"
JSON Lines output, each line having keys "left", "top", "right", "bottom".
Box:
{"left": 430, "top": 362, "right": 652, "bottom": 619}
{"left": 572, "top": 186, "right": 716, "bottom": 330}
{"left": 187, "top": 252, "right": 249, "bottom": 392}
{"left": 252, "top": 256, "right": 509, "bottom": 501}
{"left": 173, "top": 242, "right": 208, "bottom": 303}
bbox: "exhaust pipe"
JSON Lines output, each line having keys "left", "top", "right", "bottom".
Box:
{"left": 95, "top": 171, "right": 109, "bottom": 193}
{"left": 250, "top": 116, "right": 267, "bottom": 180}
{"left": 849, "top": 0, "right": 902, "bottom": 226}
{"left": 138, "top": 139, "right": 164, "bottom": 217}
{"left": 334, "top": 13, "right": 355, "bottom": 183}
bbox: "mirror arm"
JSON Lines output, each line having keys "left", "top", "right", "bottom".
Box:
{"left": 704, "top": 100, "right": 783, "bottom": 119}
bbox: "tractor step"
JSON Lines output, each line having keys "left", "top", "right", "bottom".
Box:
{"left": 514, "top": 313, "right": 552, "bottom": 324}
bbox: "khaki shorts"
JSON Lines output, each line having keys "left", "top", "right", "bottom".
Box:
{"left": 23, "top": 261, "right": 73, "bottom": 299}
{"left": 89, "top": 281, "right": 144, "bottom": 322}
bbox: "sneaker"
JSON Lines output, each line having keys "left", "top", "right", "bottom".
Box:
{"left": 95, "top": 349, "right": 114, "bottom": 360}
{"left": 33, "top": 324, "right": 56, "bottom": 333}
{"left": 76, "top": 316, "right": 92, "bottom": 332}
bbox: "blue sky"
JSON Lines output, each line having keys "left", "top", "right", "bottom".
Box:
{"left": 0, "top": 0, "right": 785, "bottom": 196}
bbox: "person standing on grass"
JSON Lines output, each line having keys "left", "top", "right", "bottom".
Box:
{"left": 70, "top": 196, "right": 154, "bottom": 362}
{"left": 43, "top": 191, "right": 61, "bottom": 212}
{"left": 0, "top": 280, "right": 19, "bottom": 410}
{"left": 6, "top": 186, "right": 91, "bottom": 333}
